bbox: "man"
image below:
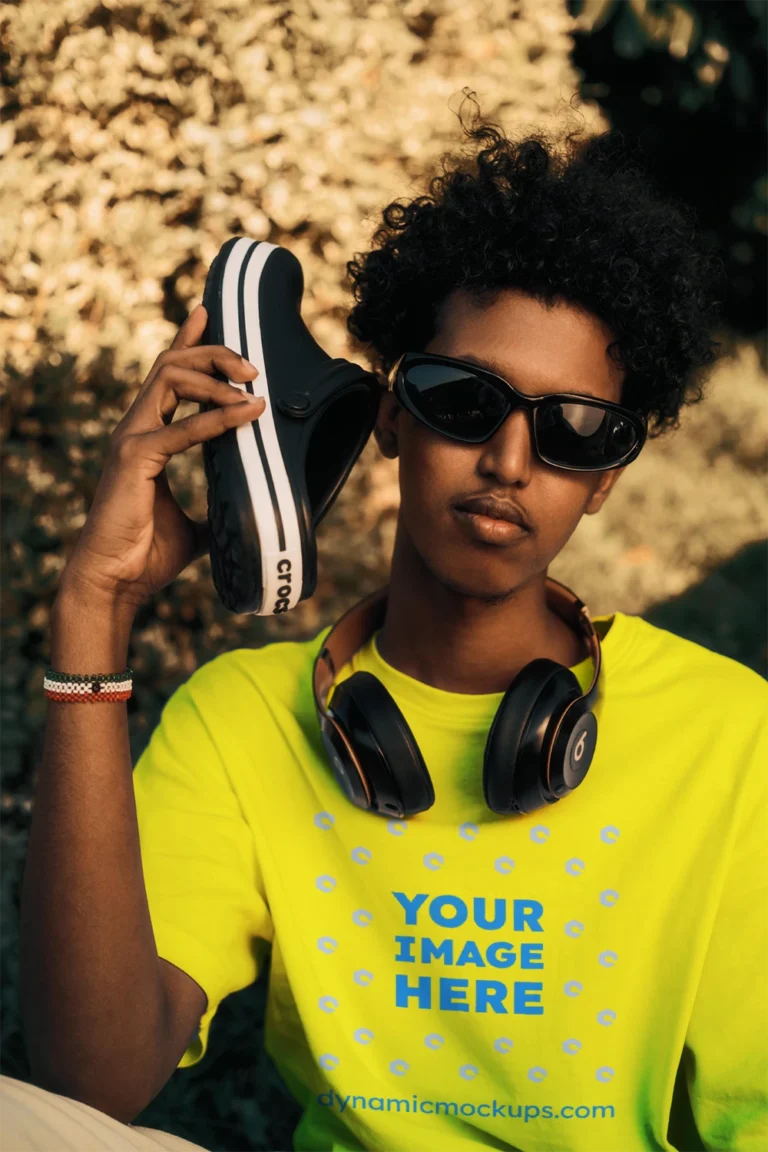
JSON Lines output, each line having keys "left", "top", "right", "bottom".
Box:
{"left": 16, "top": 117, "right": 768, "bottom": 1151}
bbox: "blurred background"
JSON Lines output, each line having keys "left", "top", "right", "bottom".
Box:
{"left": 1, "top": 0, "right": 766, "bottom": 1148}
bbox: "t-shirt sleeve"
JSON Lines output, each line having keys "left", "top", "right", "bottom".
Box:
{"left": 132, "top": 657, "right": 272, "bottom": 1068}
{"left": 683, "top": 682, "right": 768, "bottom": 1150}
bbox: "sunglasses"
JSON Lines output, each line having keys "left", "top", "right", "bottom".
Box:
{"left": 387, "top": 352, "right": 647, "bottom": 472}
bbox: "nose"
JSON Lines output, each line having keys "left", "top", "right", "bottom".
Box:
{"left": 476, "top": 406, "right": 534, "bottom": 485}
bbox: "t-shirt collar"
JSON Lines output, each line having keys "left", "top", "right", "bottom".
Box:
{"left": 344, "top": 611, "right": 631, "bottom": 730}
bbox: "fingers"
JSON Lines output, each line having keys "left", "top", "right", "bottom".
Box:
{"left": 126, "top": 345, "right": 259, "bottom": 432}
{"left": 170, "top": 344, "right": 259, "bottom": 380}
{"left": 171, "top": 303, "right": 208, "bottom": 352}
{"left": 138, "top": 304, "right": 215, "bottom": 399}
{"left": 127, "top": 362, "right": 262, "bottom": 434}
{"left": 138, "top": 397, "right": 266, "bottom": 468}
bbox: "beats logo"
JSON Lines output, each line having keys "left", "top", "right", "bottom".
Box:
{"left": 274, "top": 558, "right": 292, "bottom": 613}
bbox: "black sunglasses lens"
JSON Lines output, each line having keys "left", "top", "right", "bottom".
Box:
{"left": 536, "top": 401, "right": 640, "bottom": 467}
{"left": 401, "top": 360, "right": 641, "bottom": 466}
{"left": 402, "top": 363, "right": 507, "bottom": 441}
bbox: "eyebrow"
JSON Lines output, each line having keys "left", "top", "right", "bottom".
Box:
{"left": 456, "top": 352, "right": 602, "bottom": 402}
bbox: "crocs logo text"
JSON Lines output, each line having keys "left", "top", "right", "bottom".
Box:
{"left": 274, "top": 558, "right": 292, "bottom": 613}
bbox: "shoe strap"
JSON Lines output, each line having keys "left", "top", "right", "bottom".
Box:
{"left": 273, "top": 359, "right": 379, "bottom": 420}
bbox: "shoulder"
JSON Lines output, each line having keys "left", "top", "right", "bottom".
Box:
{"left": 182, "top": 626, "right": 332, "bottom": 717}
{"left": 622, "top": 612, "right": 767, "bottom": 718}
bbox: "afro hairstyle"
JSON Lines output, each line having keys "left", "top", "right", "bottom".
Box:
{"left": 345, "top": 91, "right": 727, "bottom": 440}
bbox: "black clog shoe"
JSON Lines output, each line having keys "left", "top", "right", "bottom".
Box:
{"left": 200, "top": 236, "right": 381, "bottom": 616}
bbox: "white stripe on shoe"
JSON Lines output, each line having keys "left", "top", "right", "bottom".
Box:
{"left": 220, "top": 237, "right": 304, "bottom": 615}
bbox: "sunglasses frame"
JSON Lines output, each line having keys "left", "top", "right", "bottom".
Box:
{"left": 387, "top": 351, "right": 648, "bottom": 472}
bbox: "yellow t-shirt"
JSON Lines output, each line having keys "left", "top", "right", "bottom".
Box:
{"left": 132, "top": 609, "right": 768, "bottom": 1151}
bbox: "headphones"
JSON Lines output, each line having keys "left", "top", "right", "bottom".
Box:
{"left": 314, "top": 576, "right": 602, "bottom": 817}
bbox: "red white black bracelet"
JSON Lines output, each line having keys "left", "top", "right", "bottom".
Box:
{"left": 43, "top": 668, "right": 133, "bottom": 703}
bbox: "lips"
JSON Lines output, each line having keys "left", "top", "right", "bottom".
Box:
{"left": 454, "top": 495, "right": 531, "bottom": 531}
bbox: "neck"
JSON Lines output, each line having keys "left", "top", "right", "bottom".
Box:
{"left": 375, "top": 518, "right": 587, "bottom": 694}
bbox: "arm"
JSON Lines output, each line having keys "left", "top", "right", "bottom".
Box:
{"left": 19, "top": 584, "right": 206, "bottom": 1124}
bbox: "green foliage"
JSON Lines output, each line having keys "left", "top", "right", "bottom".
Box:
{"left": 569, "top": 0, "right": 767, "bottom": 338}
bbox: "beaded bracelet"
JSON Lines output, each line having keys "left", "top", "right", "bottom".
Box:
{"left": 44, "top": 668, "right": 133, "bottom": 703}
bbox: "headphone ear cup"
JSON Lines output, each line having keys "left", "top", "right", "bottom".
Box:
{"left": 484, "top": 659, "right": 582, "bottom": 815}
{"left": 330, "top": 672, "right": 435, "bottom": 817}
{"left": 547, "top": 697, "right": 598, "bottom": 797}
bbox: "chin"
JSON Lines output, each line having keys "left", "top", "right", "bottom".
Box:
{"left": 420, "top": 546, "right": 526, "bottom": 605}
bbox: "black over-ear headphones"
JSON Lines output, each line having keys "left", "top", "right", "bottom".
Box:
{"left": 314, "top": 576, "right": 603, "bottom": 818}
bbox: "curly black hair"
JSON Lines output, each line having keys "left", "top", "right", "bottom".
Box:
{"left": 346, "top": 91, "right": 726, "bottom": 440}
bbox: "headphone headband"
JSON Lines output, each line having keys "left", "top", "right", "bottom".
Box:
{"left": 314, "top": 575, "right": 601, "bottom": 721}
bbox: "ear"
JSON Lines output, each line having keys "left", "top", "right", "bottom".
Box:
{"left": 584, "top": 465, "right": 626, "bottom": 515}
{"left": 373, "top": 389, "right": 401, "bottom": 460}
